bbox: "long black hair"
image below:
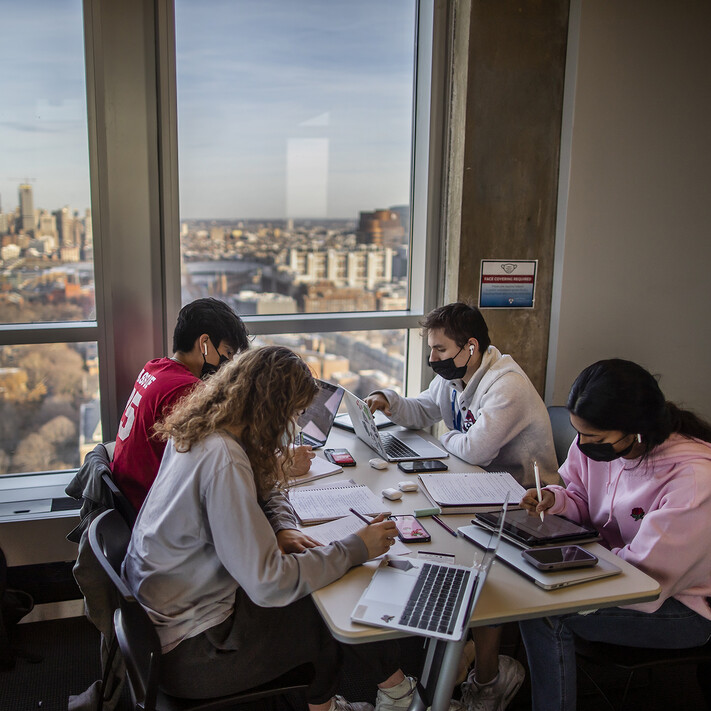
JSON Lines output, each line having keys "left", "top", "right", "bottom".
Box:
{"left": 567, "top": 359, "right": 711, "bottom": 456}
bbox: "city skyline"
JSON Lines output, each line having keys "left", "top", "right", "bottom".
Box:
{"left": 1, "top": 0, "right": 416, "bottom": 221}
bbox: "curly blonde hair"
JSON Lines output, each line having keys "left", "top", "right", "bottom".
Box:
{"left": 154, "top": 346, "right": 318, "bottom": 496}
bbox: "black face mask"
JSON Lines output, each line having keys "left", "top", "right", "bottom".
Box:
{"left": 428, "top": 346, "right": 472, "bottom": 381}
{"left": 200, "top": 340, "right": 229, "bottom": 379}
{"left": 576, "top": 434, "right": 635, "bottom": 462}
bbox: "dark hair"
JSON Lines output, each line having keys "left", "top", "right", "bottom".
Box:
{"left": 567, "top": 359, "right": 711, "bottom": 455}
{"left": 421, "top": 302, "right": 491, "bottom": 351}
{"left": 172, "top": 298, "right": 249, "bottom": 354}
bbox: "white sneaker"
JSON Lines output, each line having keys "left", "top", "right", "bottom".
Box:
{"left": 331, "top": 695, "right": 374, "bottom": 711}
{"left": 375, "top": 676, "right": 464, "bottom": 711}
{"left": 460, "top": 655, "right": 524, "bottom": 711}
{"left": 375, "top": 676, "right": 417, "bottom": 710}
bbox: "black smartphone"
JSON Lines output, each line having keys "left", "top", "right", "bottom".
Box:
{"left": 521, "top": 545, "right": 598, "bottom": 571}
{"left": 390, "top": 515, "right": 432, "bottom": 543}
{"left": 324, "top": 448, "right": 356, "bottom": 466}
{"left": 396, "top": 459, "right": 448, "bottom": 474}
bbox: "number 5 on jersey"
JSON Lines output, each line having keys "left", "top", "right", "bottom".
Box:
{"left": 118, "top": 388, "right": 142, "bottom": 441}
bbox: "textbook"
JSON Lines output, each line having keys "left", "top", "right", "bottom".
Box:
{"left": 289, "top": 483, "right": 390, "bottom": 524}
{"left": 288, "top": 455, "right": 342, "bottom": 486}
{"left": 418, "top": 471, "right": 526, "bottom": 514}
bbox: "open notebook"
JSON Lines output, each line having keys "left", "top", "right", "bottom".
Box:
{"left": 350, "top": 497, "right": 509, "bottom": 642}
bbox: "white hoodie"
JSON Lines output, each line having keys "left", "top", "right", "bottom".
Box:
{"left": 378, "top": 346, "right": 559, "bottom": 486}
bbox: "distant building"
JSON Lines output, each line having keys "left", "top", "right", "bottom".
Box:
{"left": 357, "top": 208, "right": 405, "bottom": 247}
{"left": 19, "top": 184, "right": 35, "bottom": 235}
{"left": 289, "top": 246, "right": 393, "bottom": 291}
{"left": 303, "top": 281, "right": 376, "bottom": 313}
{"left": 232, "top": 290, "right": 297, "bottom": 315}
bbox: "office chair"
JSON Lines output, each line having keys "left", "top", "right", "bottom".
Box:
{"left": 100, "top": 471, "right": 137, "bottom": 529}
{"left": 88, "top": 510, "right": 312, "bottom": 711}
{"left": 575, "top": 636, "right": 711, "bottom": 710}
{"left": 547, "top": 405, "right": 576, "bottom": 467}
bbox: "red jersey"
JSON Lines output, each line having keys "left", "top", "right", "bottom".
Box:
{"left": 111, "top": 357, "right": 199, "bottom": 512}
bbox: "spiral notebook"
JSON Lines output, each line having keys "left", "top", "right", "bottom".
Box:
{"left": 288, "top": 483, "right": 390, "bottom": 524}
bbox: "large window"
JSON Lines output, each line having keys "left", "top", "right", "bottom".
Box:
{"left": 0, "top": 0, "right": 100, "bottom": 476}
{"left": 0, "top": 0, "right": 447, "bottom": 483}
{"left": 174, "top": 0, "right": 438, "bottom": 394}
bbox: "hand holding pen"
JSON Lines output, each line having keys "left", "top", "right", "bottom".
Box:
{"left": 521, "top": 463, "right": 555, "bottom": 518}
{"left": 349, "top": 508, "right": 398, "bottom": 559}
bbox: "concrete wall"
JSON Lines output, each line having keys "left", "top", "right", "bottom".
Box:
{"left": 456, "top": 0, "right": 570, "bottom": 394}
{"left": 547, "top": 0, "right": 711, "bottom": 418}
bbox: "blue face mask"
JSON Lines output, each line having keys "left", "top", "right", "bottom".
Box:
{"left": 576, "top": 434, "right": 635, "bottom": 462}
{"left": 428, "top": 346, "right": 472, "bottom": 381}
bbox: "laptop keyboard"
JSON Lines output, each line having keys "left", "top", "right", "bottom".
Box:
{"left": 380, "top": 432, "right": 419, "bottom": 459}
{"left": 399, "top": 563, "right": 471, "bottom": 635}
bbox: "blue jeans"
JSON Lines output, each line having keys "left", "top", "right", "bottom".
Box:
{"left": 519, "top": 598, "right": 711, "bottom": 711}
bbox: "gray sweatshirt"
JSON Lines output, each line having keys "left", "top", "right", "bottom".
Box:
{"left": 122, "top": 431, "right": 367, "bottom": 652}
{"left": 379, "top": 346, "right": 559, "bottom": 487}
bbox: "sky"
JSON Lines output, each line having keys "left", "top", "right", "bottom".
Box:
{"left": 0, "top": 0, "right": 416, "bottom": 221}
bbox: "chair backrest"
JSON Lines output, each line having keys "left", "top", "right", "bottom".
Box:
{"left": 101, "top": 471, "right": 138, "bottom": 529}
{"left": 547, "top": 405, "right": 577, "bottom": 467}
{"left": 88, "top": 508, "right": 133, "bottom": 599}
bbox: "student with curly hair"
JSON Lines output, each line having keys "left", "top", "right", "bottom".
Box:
{"left": 519, "top": 359, "right": 711, "bottom": 711}
{"left": 122, "top": 346, "right": 443, "bottom": 711}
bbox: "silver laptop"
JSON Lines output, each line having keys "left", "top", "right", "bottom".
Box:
{"left": 297, "top": 380, "right": 344, "bottom": 449}
{"left": 459, "top": 524, "right": 620, "bottom": 590}
{"left": 342, "top": 389, "right": 448, "bottom": 462}
{"left": 351, "top": 498, "right": 508, "bottom": 642}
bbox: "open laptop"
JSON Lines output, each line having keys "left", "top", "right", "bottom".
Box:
{"left": 297, "top": 380, "right": 344, "bottom": 449}
{"left": 350, "top": 498, "right": 509, "bottom": 642}
{"left": 459, "top": 523, "right": 620, "bottom": 590}
{"left": 342, "top": 389, "right": 448, "bottom": 462}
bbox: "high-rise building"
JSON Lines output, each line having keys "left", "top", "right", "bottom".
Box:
{"left": 18, "top": 184, "right": 35, "bottom": 235}
{"left": 357, "top": 209, "right": 405, "bottom": 247}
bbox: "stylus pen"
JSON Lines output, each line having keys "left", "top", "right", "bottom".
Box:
{"left": 349, "top": 507, "right": 373, "bottom": 525}
{"left": 533, "top": 460, "right": 545, "bottom": 522}
{"left": 431, "top": 514, "right": 457, "bottom": 537}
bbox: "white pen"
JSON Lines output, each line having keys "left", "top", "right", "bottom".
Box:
{"left": 533, "top": 460, "right": 544, "bottom": 522}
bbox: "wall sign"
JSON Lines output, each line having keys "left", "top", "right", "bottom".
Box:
{"left": 479, "top": 260, "right": 537, "bottom": 308}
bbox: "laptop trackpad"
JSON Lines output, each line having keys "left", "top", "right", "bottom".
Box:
{"left": 363, "top": 566, "right": 416, "bottom": 604}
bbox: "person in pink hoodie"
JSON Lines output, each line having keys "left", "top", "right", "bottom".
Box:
{"left": 518, "top": 359, "right": 711, "bottom": 711}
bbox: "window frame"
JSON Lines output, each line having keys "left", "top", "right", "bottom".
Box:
{"left": 0, "top": 0, "right": 454, "bottom": 490}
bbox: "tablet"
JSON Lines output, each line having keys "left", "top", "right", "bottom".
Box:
{"left": 473, "top": 508, "right": 600, "bottom": 548}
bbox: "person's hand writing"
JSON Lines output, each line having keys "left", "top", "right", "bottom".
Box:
{"left": 365, "top": 392, "right": 391, "bottom": 416}
{"left": 276, "top": 528, "right": 321, "bottom": 553}
{"left": 521, "top": 487, "right": 555, "bottom": 516}
{"left": 355, "top": 514, "right": 398, "bottom": 559}
{"left": 286, "top": 445, "right": 315, "bottom": 478}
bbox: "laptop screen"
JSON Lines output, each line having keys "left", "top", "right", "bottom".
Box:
{"left": 297, "top": 380, "right": 344, "bottom": 447}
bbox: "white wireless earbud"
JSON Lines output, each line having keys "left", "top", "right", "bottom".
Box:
{"left": 637, "top": 434, "right": 642, "bottom": 444}
{"left": 469, "top": 345, "right": 474, "bottom": 356}
{"left": 203, "top": 342, "right": 208, "bottom": 356}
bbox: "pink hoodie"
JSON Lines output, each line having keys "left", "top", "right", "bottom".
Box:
{"left": 547, "top": 433, "right": 711, "bottom": 618}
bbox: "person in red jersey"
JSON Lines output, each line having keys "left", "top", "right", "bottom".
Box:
{"left": 111, "top": 298, "right": 250, "bottom": 512}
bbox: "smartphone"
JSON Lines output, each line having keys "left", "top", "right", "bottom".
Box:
{"left": 521, "top": 545, "right": 598, "bottom": 571}
{"left": 396, "top": 460, "right": 449, "bottom": 474}
{"left": 390, "top": 515, "right": 431, "bottom": 543}
{"left": 324, "top": 448, "right": 356, "bottom": 466}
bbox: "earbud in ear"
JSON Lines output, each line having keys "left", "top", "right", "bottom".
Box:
{"left": 203, "top": 343, "right": 208, "bottom": 356}
{"left": 637, "top": 434, "right": 642, "bottom": 444}
{"left": 469, "top": 345, "right": 474, "bottom": 356}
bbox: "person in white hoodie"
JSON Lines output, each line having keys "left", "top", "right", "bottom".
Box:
{"left": 366, "top": 302, "right": 558, "bottom": 487}
{"left": 366, "top": 302, "right": 559, "bottom": 711}
{"left": 519, "top": 359, "right": 711, "bottom": 711}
